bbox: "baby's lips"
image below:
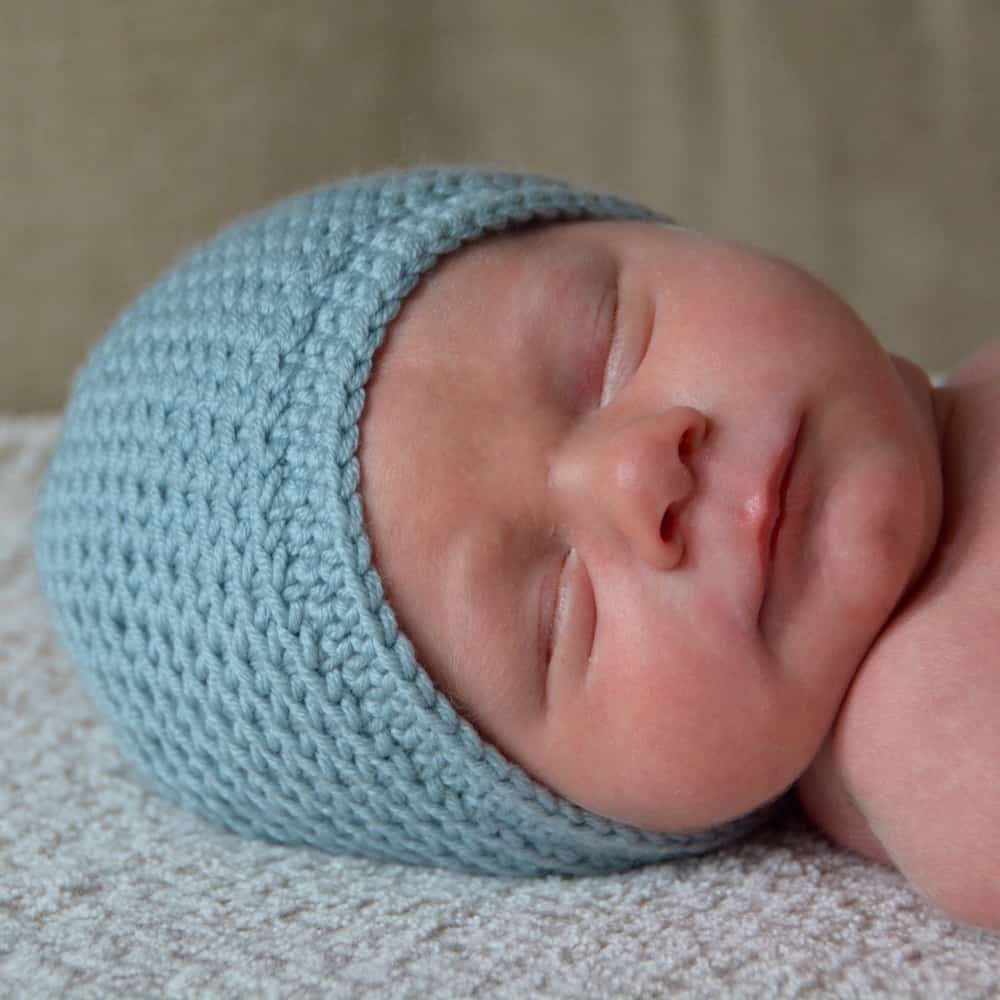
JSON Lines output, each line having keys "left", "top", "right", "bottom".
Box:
{"left": 756, "top": 417, "right": 804, "bottom": 621}
{"left": 692, "top": 410, "right": 803, "bottom": 629}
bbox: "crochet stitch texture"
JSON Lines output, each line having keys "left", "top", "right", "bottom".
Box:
{"left": 33, "top": 167, "right": 772, "bottom": 874}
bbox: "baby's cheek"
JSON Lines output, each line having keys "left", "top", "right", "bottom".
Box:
{"left": 818, "top": 445, "right": 928, "bottom": 620}
{"left": 633, "top": 637, "right": 811, "bottom": 804}
{"left": 590, "top": 640, "right": 712, "bottom": 759}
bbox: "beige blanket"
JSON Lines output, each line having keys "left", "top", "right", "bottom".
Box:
{"left": 3, "top": 414, "right": 998, "bottom": 998}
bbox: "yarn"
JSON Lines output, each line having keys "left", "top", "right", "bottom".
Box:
{"left": 34, "top": 168, "right": 776, "bottom": 874}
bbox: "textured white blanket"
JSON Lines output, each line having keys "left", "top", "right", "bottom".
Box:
{"left": 3, "top": 414, "right": 998, "bottom": 999}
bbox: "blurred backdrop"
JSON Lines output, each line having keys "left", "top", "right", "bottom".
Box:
{"left": 3, "top": 0, "right": 999, "bottom": 412}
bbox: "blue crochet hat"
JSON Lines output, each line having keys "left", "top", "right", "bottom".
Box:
{"left": 33, "top": 167, "right": 776, "bottom": 874}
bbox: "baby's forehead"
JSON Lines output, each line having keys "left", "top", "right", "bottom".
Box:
{"left": 452, "top": 219, "right": 618, "bottom": 287}
{"left": 380, "top": 220, "right": 622, "bottom": 375}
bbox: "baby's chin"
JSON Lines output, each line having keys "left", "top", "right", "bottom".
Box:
{"left": 843, "top": 356, "right": 943, "bottom": 600}
{"left": 883, "top": 354, "right": 946, "bottom": 597}
{"left": 832, "top": 450, "right": 934, "bottom": 615}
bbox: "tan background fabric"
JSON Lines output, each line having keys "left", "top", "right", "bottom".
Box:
{"left": 3, "top": 0, "right": 999, "bottom": 413}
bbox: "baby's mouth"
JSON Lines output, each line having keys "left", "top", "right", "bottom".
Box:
{"left": 756, "top": 417, "right": 803, "bottom": 625}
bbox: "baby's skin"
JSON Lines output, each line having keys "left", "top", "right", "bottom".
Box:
{"left": 358, "top": 219, "right": 998, "bottom": 929}
{"left": 798, "top": 342, "right": 1000, "bottom": 929}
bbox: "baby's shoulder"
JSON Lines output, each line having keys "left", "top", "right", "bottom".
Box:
{"left": 942, "top": 337, "right": 1000, "bottom": 388}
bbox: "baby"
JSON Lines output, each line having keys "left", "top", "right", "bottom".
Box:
{"left": 33, "top": 168, "right": 999, "bottom": 930}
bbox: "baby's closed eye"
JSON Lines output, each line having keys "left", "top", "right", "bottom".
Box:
{"left": 538, "top": 548, "right": 597, "bottom": 690}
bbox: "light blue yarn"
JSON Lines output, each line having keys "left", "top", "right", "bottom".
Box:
{"left": 33, "top": 167, "right": 778, "bottom": 875}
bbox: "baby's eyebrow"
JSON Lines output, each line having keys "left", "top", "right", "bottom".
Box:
{"left": 536, "top": 241, "right": 615, "bottom": 308}
{"left": 508, "top": 240, "right": 617, "bottom": 364}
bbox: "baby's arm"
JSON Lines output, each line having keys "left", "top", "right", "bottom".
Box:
{"left": 799, "top": 349, "right": 1000, "bottom": 930}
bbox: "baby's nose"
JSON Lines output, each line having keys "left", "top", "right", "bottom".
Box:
{"left": 550, "top": 405, "right": 708, "bottom": 570}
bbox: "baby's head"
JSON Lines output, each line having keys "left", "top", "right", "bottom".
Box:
{"left": 34, "top": 167, "right": 943, "bottom": 874}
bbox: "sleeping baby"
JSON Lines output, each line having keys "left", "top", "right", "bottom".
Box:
{"left": 33, "top": 167, "right": 1000, "bottom": 930}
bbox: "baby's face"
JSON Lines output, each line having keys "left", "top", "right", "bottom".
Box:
{"left": 359, "top": 220, "right": 943, "bottom": 831}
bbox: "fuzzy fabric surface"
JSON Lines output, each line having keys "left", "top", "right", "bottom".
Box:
{"left": 4, "top": 414, "right": 999, "bottom": 999}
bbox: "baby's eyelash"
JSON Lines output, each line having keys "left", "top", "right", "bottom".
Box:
{"left": 541, "top": 550, "right": 572, "bottom": 668}
{"left": 599, "top": 283, "right": 622, "bottom": 408}
{"left": 540, "top": 548, "right": 598, "bottom": 682}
